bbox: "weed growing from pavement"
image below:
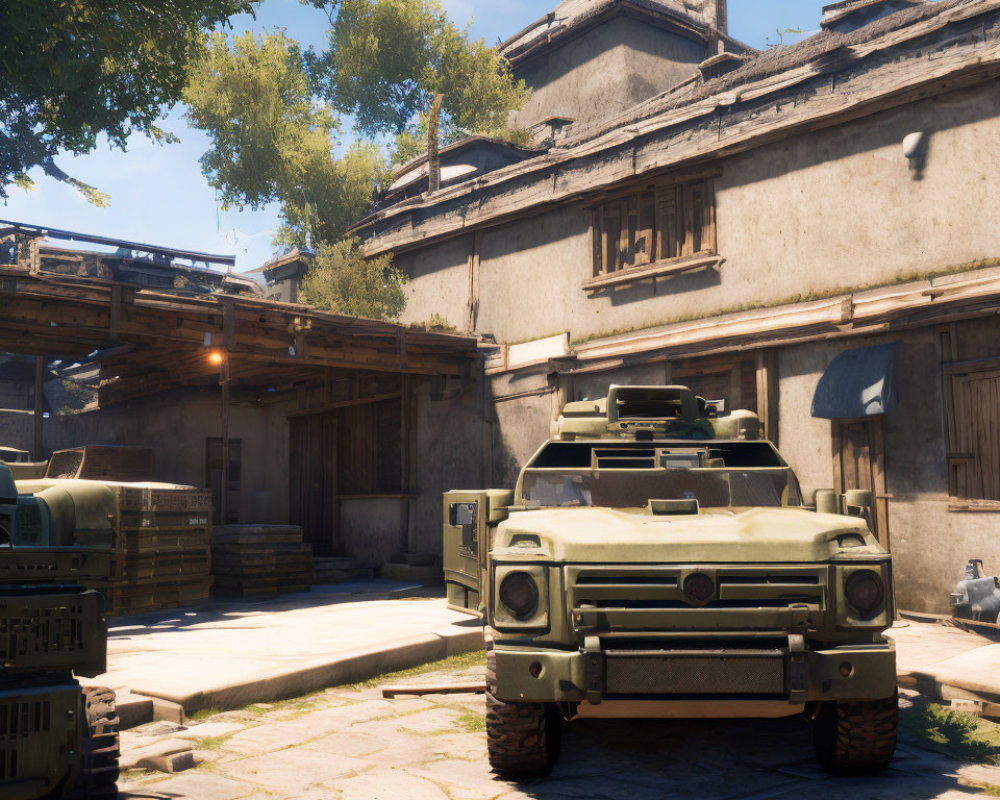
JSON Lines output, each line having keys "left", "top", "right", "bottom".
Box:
{"left": 189, "top": 707, "right": 222, "bottom": 721}
{"left": 902, "top": 702, "right": 1000, "bottom": 764}
{"left": 347, "top": 649, "right": 487, "bottom": 690}
{"left": 197, "top": 733, "right": 236, "bottom": 750}
{"left": 959, "top": 779, "right": 1000, "bottom": 796}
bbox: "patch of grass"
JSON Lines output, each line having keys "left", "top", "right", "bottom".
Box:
{"left": 197, "top": 733, "right": 235, "bottom": 750}
{"left": 959, "top": 779, "right": 1000, "bottom": 797}
{"left": 120, "top": 767, "right": 159, "bottom": 783}
{"left": 902, "top": 702, "right": 1000, "bottom": 764}
{"left": 189, "top": 707, "right": 222, "bottom": 722}
{"left": 456, "top": 708, "right": 485, "bottom": 733}
{"left": 345, "top": 649, "right": 486, "bottom": 691}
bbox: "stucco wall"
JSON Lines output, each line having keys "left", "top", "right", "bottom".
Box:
{"left": 401, "top": 80, "right": 1000, "bottom": 346}
{"left": 43, "top": 395, "right": 292, "bottom": 525}
{"left": 411, "top": 379, "right": 486, "bottom": 556}
{"left": 397, "top": 235, "right": 472, "bottom": 330}
{"left": 0, "top": 410, "right": 35, "bottom": 456}
{"left": 777, "top": 328, "right": 1000, "bottom": 614}
{"left": 513, "top": 15, "right": 706, "bottom": 130}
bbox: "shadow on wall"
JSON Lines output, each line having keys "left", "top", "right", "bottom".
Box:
{"left": 719, "top": 78, "right": 1000, "bottom": 190}
{"left": 598, "top": 264, "right": 723, "bottom": 306}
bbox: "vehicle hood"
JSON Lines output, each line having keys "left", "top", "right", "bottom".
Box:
{"left": 493, "top": 506, "right": 884, "bottom": 563}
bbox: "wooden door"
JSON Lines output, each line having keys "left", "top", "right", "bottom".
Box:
{"left": 832, "top": 417, "right": 890, "bottom": 549}
{"left": 289, "top": 413, "right": 340, "bottom": 556}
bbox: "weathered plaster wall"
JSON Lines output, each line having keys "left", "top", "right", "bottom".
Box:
{"left": 339, "top": 497, "right": 408, "bottom": 566}
{"left": 411, "top": 379, "right": 486, "bottom": 556}
{"left": 44, "top": 395, "right": 292, "bottom": 525}
{"left": 513, "top": 16, "right": 706, "bottom": 130}
{"left": 397, "top": 235, "right": 472, "bottom": 331}
{"left": 401, "top": 80, "right": 1000, "bottom": 346}
{"left": 0, "top": 410, "right": 35, "bottom": 456}
{"left": 778, "top": 327, "right": 1000, "bottom": 614}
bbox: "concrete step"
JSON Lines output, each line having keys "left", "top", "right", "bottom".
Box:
{"left": 312, "top": 557, "right": 376, "bottom": 584}
{"left": 380, "top": 561, "right": 443, "bottom": 583}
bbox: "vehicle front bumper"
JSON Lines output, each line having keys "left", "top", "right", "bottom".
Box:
{"left": 493, "top": 638, "right": 896, "bottom": 704}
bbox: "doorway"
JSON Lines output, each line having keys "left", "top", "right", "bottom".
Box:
{"left": 831, "top": 417, "right": 890, "bottom": 548}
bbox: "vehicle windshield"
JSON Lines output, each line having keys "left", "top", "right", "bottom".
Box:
{"left": 518, "top": 441, "right": 803, "bottom": 509}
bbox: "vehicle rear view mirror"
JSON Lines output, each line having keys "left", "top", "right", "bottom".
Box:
{"left": 843, "top": 489, "right": 873, "bottom": 517}
{"left": 814, "top": 489, "right": 839, "bottom": 515}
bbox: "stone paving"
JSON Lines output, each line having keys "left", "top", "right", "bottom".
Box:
{"left": 118, "top": 655, "right": 1000, "bottom": 800}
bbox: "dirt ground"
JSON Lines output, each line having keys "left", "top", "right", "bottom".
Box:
{"left": 117, "top": 653, "right": 1000, "bottom": 800}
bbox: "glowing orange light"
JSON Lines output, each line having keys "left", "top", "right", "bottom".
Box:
{"left": 208, "top": 350, "right": 224, "bottom": 366}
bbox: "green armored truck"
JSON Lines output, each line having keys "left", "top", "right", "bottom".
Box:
{"left": 0, "top": 462, "right": 119, "bottom": 799}
{"left": 443, "top": 385, "right": 896, "bottom": 778}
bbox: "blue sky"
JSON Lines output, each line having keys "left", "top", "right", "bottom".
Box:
{"left": 1, "top": 1, "right": 833, "bottom": 272}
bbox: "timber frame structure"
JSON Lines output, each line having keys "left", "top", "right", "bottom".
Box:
{"left": 0, "top": 262, "right": 476, "bottom": 407}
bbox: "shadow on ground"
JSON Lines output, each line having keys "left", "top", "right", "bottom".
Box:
{"left": 514, "top": 717, "right": 984, "bottom": 800}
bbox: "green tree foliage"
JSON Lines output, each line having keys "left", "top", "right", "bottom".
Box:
{"left": 184, "top": 33, "right": 388, "bottom": 246}
{"left": 185, "top": 2, "right": 528, "bottom": 320}
{"left": 308, "top": 0, "right": 529, "bottom": 184}
{"left": 301, "top": 238, "right": 407, "bottom": 320}
{"left": 0, "top": 0, "right": 253, "bottom": 202}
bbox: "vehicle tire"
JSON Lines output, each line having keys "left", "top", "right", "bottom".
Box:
{"left": 812, "top": 692, "right": 898, "bottom": 774}
{"left": 68, "top": 686, "right": 120, "bottom": 799}
{"left": 485, "top": 649, "right": 562, "bottom": 779}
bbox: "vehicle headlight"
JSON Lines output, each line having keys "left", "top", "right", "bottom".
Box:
{"left": 499, "top": 571, "right": 539, "bottom": 619}
{"left": 844, "top": 569, "right": 885, "bottom": 618}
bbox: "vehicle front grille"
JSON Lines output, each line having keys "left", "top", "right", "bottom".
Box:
{"left": 568, "top": 565, "right": 827, "bottom": 633}
{"left": 604, "top": 648, "right": 786, "bottom": 696}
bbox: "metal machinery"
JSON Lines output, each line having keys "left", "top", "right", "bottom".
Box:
{"left": 0, "top": 462, "right": 119, "bottom": 799}
{"left": 444, "top": 385, "right": 897, "bottom": 778}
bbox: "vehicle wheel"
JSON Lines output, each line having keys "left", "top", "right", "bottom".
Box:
{"left": 812, "top": 692, "right": 898, "bottom": 774}
{"left": 485, "top": 649, "right": 562, "bottom": 779}
{"left": 69, "top": 686, "right": 120, "bottom": 799}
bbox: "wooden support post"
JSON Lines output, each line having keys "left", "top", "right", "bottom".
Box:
{"left": 467, "top": 232, "right": 482, "bottom": 333}
{"left": 220, "top": 354, "right": 231, "bottom": 525}
{"left": 109, "top": 286, "right": 121, "bottom": 342}
{"left": 33, "top": 356, "right": 43, "bottom": 461}
{"left": 399, "top": 332, "right": 410, "bottom": 554}
{"left": 755, "top": 350, "right": 780, "bottom": 447}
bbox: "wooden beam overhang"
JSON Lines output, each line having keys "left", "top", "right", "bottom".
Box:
{"left": 484, "top": 263, "right": 1000, "bottom": 376}
{"left": 0, "top": 266, "right": 477, "bottom": 405}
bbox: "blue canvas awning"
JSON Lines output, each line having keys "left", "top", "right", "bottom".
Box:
{"left": 811, "top": 343, "right": 898, "bottom": 419}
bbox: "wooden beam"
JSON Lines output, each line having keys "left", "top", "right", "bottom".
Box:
{"left": 33, "top": 356, "right": 43, "bottom": 460}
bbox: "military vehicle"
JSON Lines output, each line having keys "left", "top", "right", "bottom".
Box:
{"left": 0, "top": 461, "right": 120, "bottom": 799}
{"left": 443, "top": 385, "right": 896, "bottom": 778}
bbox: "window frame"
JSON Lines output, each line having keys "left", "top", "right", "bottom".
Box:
{"left": 945, "top": 364, "right": 1000, "bottom": 510}
{"left": 585, "top": 168, "right": 721, "bottom": 291}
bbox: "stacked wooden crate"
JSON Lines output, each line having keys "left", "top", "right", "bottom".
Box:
{"left": 211, "top": 525, "right": 313, "bottom": 597}
{"left": 46, "top": 445, "right": 154, "bottom": 481}
{"left": 106, "top": 484, "right": 214, "bottom": 616}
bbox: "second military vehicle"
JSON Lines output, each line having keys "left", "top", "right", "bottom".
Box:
{"left": 444, "top": 385, "right": 896, "bottom": 778}
{"left": 0, "top": 461, "right": 120, "bottom": 799}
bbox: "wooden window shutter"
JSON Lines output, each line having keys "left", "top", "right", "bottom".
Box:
{"left": 602, "top": 202, "right": 622, "bottom": 273}
{"left": 949, "top": 371, "right": 1000, "bottom": 501}
{"left": 638, "top": 190, "right": 656, "bottom": 265}
{"left": 655, "top": 184, "right": 680, "bottom": 261}
{"left": 592, "top": 209, "right": 603, "bottom": 276}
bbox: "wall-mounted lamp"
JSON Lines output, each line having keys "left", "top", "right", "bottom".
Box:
{"left": 902, "top": 131, "right": 929, "bottom": 180}
{"left": 902, "top": 131, "right": 925, "bottom": 159}
{"left": 208, "top": 349, "right": 225, "bottom": 366}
